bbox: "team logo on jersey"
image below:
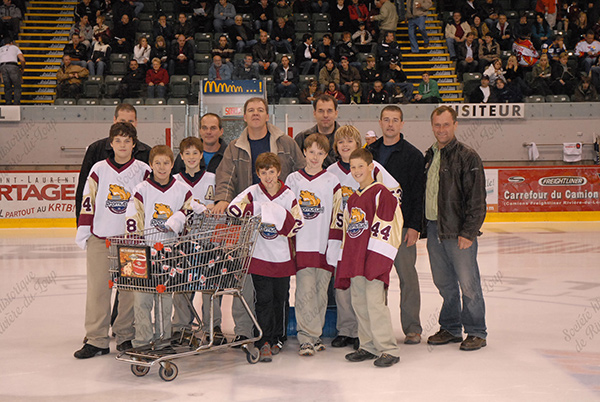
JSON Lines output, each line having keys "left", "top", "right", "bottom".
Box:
{"left": 341, "top": 186, "right": 354, "bottom": 209}
{"left": 151, "top": 203, "right": 173, "bottom": 231}
{"left": 347, "top": 207, "right": 369, "bottom": 238}
{"left": 105, "top": 184, "right": 131, "bottom": 214}
{"left": 299, "top": 190, "right": 324, "bottom": 220}
{"left": 259, "top": 222, "right": 278, "bottom": 240}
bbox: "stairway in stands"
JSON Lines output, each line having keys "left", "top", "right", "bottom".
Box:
{"left": 14, "top": 0, "right": 74, "bottom": 104}
{"left": 396, "top": 3, "right": 462, "bottom": 102}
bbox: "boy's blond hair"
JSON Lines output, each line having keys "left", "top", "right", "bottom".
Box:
{"left": 349, "top": 148, "right": 373, "bottom": 164}
{"left": 149, "top": 145, "right": 174, "bottom": 164}
{"left": 333, "top": 125, "right": 361, "bottom": 155}
{"left": 304, "top": 133, "right": 330, "bottom": 153}
{"left": 179, "top": 137, "right": 203, "bottom": 154}
{"left": 255, "top": 152, "right": 281, "bottom": 173}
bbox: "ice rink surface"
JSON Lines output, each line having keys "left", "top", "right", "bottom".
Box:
{"left": 0, "top": 222, "right": 599, "bottom": 402}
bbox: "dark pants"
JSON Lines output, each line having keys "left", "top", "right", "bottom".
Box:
{"left": 56, "top": 82, "right": 83, "bottom": 99}
{"left": 251, "top": 274, "right": 290, "bottom": 347}
{"left": 0, "top": 63, "right": 22, "bottom": 104}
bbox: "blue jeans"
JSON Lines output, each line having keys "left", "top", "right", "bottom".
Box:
{"left": 147, "top": 84, "right": 166, "bottom": 98}
{"left": 87, "top": 60, "right": 106, "bottom": 76}
{"left": 426, "top": 221, "right": 487, "bottom": 339}
{"left": 384, "top": 81, "right": 414, "bottom": 101}
{"left": 446, "top": 37, "right": 457, "bottom": 58}
{"left": 408, "top": 15, "right": 429, "bottom": 53}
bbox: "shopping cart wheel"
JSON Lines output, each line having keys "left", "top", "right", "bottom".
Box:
{"left": 243, "top": 345, "right": 260, "bottom": 364}
{"left": 131, "top": 364, "right": 150, "bottom": 377}
{"left": 158, "top": 362, "right": 178, "bottom": 382}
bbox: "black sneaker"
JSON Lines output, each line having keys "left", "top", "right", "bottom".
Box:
{"left": 351, "top": 337, "right": 360, "bottom": 350}
{"left": 74, "top": 343, "right": 109, "bottom": 359}
{"left": 206, "top": 326, "right": 228, "bottom": 345}
{"left": 117, "top": 340, "right": 133, "bottom": 352}
{"left": 460, "top": 336, "right": 487, "bottom": 351}
{"left": 374, "top": 353, "right": 400, "bottom": 367}
{"left": 345, "top": 348, "right": 377, "bottom": 362}
{"left": 427, "top": 329, "right": 463, "bottom": 345}
{"left": 331, "top": 335, "right": 349, "bottom": 347}
{"left": 231, "top": 335, "right": 249, "bottom": 349}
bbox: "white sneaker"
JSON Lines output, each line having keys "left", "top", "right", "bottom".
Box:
{"left": 314, "top": 340, "right": 326, "bottom": 352}
{"left": 299, "top": 343, "right": 315, "bottom": 356}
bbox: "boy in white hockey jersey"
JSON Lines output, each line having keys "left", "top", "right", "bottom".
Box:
{"left": 285, "top": 134, "right": 342, "bottom": 356}
{"left": 339, "top": 148, "right": 403, "bottom": 368}
{"left": 326, "top": 125, "right": 401, "bottom": 350}
{"left": 125, "top": 145, "right": 195, "bottom": 349}
{"left": 170, "top": 137, "right": 225, "bottom": 345}
{"left": 227, "top": 152, "right": 304, "bottom": 362}
{"left": 74, "top": 122, "right": 151, "bottom": 359}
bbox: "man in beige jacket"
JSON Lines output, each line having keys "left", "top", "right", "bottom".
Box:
{"left": 370, "top": 0, "right": 398, "bottom": 40}
{"left": 56, "top": 54, "right": 89, "bottom": 99}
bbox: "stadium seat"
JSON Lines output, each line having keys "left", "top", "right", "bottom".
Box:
{"left": 524, "top": 95, "right": 545, "bottom": 103}
{"left": 234, "top": 53, "right": 249, "bottom": 65}
{"left": 299, "top": 75, "right": 317, "bottom": 84}
{"left": 194, "top": 53, "right": 211, "bottom": 62}
{"left": 123, "top": 98, "right": 144, "bottom": 105}
{"left": 100, "top": 98, "right": 121, "bottom": 105}
{"left": 295, "top": 20, "right": 310, "bottom": 32}
{"left": 137, "top": 20, "right": 153, "bottom": 33}
{"left": 54, "top": 98, "right": 76, "bottom": 105}
{"left": 77, "top": 98, "right": 99, "bottom": 105}
{"left": 145, "top": 98, "right": 166, "bottom": 105}
{"left": 546, "top": 94, "right": 570, "bottom": 102}
{"left": 195, "top": 61, "right": 210, "bottom": 75}
{"left": 313, "top": 19, "right": 329, "bottom": 33}
{"left": 167, "top": 98, "right": 188, "bottom": 105}
{"left": 279, "top": 97, "right": 300, "bottom": 104}
{"left": 160, "top": 1, "right": 174, "bottom": 13}
{"left": 293, "top": 13, "right": 310, "bottom": 23}
{"left": 104, "top": 75, "right": 123, "bottom": 98}
{"left": 169, "top": 75, "right": 190, "bottom": 98}
{"left": 195, "top": 33, "right": 213, "bottom": 42}
{"left": 463, "top": 72, "right": 482, "bottom": 82}
{"left": 191, "top": 75, "right": 204, "bottom": 94}
{"left": 110, "top": 54, "right": 130, "bottom": 75}
{"left": 195, "top": 41, "right": 211, "bottom": 53}
{"left": 142, "top": 2, "right": 156, "bottom": 13}
{"left": 83, "top": 75, "right": 103, "bottom": 98}
{"left": 505, "top": 10, "right": 518, "bottom": 20}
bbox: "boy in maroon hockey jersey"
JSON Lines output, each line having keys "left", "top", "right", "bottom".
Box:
{"left": 337, "top": 148, "right": 403, "bottom": 368}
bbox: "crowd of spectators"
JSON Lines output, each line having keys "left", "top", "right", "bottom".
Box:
{"left": 449, "top": 0, "right": 600, "bottom": 102}
{"left": 59, "top": 0, "right": 600, "bottom": 103}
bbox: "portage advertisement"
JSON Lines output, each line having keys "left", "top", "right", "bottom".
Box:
{"left": 0, "top": 171, "right": 78, "bottom": 219}
{"left": 489, "top": 167, "right": 600, "bottom": 212}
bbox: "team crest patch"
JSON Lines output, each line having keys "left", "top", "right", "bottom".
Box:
{"left": 341, "top": 186, "right": 354, "bottom": 209}
{"left": 105, "top": 184, "right": 131, "bottom": 214}
{"left": 259, "top": 222, "right": 278, "bottom": 240}
{"left": 299, "top": 190, "right": 324, "bottom": 219}
{"left": 151, "top": 203, "right": 173, "bottom": 231}
{"left": 347, "top": 207, "right": 368, "bottom": 238}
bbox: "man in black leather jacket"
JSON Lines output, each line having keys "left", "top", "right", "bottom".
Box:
{"left": 423, "top": 105, "right": 488, "bottom": 352}
{"left": 367, "top": 105, "right": 424, "bottom": 346}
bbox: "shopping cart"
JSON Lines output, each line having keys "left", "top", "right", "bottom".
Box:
{"left": 106, "top": 213, "right": 262, "bottom": 381}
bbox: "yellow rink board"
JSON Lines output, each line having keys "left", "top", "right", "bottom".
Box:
{"left": 1, "top": 212, "right": 599, "bottom": 229}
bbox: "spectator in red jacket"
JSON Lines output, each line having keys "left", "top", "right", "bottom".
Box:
{"left": 146, "top": 57, "right": 169, "bottom": 98}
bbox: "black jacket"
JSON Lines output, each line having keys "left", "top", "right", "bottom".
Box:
{"left": 75, "top": 138, "right": 151, "bottom": 218}
{"left": 294, "top": 122, "right": 341, "bottom": 168}
{"left": 367, "top": 135, "right": 425, "bottom": 232}
{"left": 422, "top": 138, "right": 486, "bottom": 241}
{"left": 173, "top": 137, "right": 228, "bottom": 175}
